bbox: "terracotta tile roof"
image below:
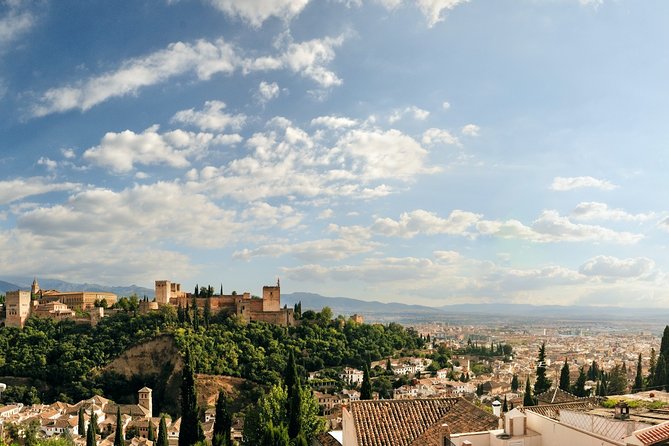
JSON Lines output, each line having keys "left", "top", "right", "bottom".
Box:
{"left": 523, "top": 400, "right": 599, "bottom": 420}
{"left": 535, "top": 388, "right": 581, "bottom": 404}
{"left": 316, "top": 433, "right": 342, "bottom": 446}
{"left": 635, "top": 421, "right": 669, "bottom": 445}
{"left": 350, "top": 397, "right": 498, "bottom": 446}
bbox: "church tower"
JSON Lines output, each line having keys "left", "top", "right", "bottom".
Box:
{"left": 138, "top": 387, "right": 153, "bottom": 418}
{"left": 31, "top": 277, "right": 40, "bottom": 297}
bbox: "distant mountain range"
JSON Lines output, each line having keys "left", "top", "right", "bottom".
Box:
{"left": 0, "top": 276, "right": 154, "bottom": 298}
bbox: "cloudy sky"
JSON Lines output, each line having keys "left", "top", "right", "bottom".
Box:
{"left": 1, "top": 0, "right": 669, "bottom": 307}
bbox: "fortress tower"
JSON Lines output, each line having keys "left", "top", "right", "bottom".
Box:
{"left": 6, "top": 290, "right": 32, "bottom": 328}
{"left": 31, "top": 277, "right": 40, "bottom": 297}
{"left": 262, "top": 278, "right": 281, "bottom": 312}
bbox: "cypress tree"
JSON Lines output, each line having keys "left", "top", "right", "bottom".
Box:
{"left": 148, "top": 421, "right": 155, "bottom": 442}
{"left": 559, "top": 358, "right": 570, "bottom": 391}
{"left": 78, "top": 406, "right": 86, "bottom": 437}
{"left": 213, "top": 391, "right": 231, "bottom": 446}
{"left": 654, "top": 353, "right": 667, "bottom": 391}
{"left": 287, "top": 384, "right": 302, "bottom": 439}
{"left": 157, "top": 416, "right": 169, "bottom": 446}
{"left": 86, "top": 420, "right": 96, "bottom": 446}
{"left": 203, "top": 297, "right": 211, "bottom": 328}
{"left": 588, "top": 361, "right": 599, "bottom": 381}
{"left": 511, "top": 374, "right": 519, "bottom": 392}
{"left": 633, "top": 353, "right": 644, "bottom": 393}
{"left": 523, "top": 376, "right": 534, "bottom": 406}
{"left": 661, "top": 326, "right": 669, "bottom": 358}
{"left": 262, "top": 422, "right": 289, "bottom": 446}
{"left": 114, "top": 406, "right": 123, "bottom": 446}
{"left": 573, "top": 366, "right": 587, "bottom": 397}
{"left": 360, "top": 365, "right": 372, "bottom": 400}
{"left": 294, "top": 433, "right": 308, "bottom": 446}
{"left": 533, "top": 342, "right": 551, "bottom": 396}
{"left": 649, "top": 348, "right": 657, "bottom": 386}
{"left": 90, "top": 412, "right": 99, "bottom": 436}
{"left": 502, "top": 395, "right": 508, "bottom": 413}
{"left": 285, "top": 350, "right": 298, "bottom": 400}
{"left": 386, "top": 358, "right": 393, "bottom": 374}
{"left": 179, "top": 348, "right": 203, "bottom": 446}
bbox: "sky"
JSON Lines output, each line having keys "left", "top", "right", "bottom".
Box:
{"left": 1, "top": 0, "right": 669, "bottom": 307}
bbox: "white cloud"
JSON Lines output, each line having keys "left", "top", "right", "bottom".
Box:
{"left": 422, "top": 128, "right": 459, "bottom": 146}
{"left": 0, "top": 4, "right": 34, "bottom": 48}
{"left": 0, "top": 178, "right": 79, "bottom": 205}
{"left": 311, "top": 116, "right": 358, "bottom": 129}
{"left": 206, "top": 0, "right": 310, "bottom": 27}
{"left": 241, "top": 201, "right": 303, "bottom": 229}
{"left": 32, "top": 33, "right": 345, "bottom": 116}
{"left": 171, "top": 100, "right": 246, "bottom": 132}
{"left": 83, "top": 126, "right": 216, "bottom": 172}
{"left": 318, "top": 208, "right": 334, "bottom": 219}
{"left": 461, "top": 123, "right": 480, "bottom": 136}
{"left": 550, "top": 176, "right": 618, "bottom": 191}
{"left": 415, "top": 0, "right": 470, "bottom": 27}
{"left": 579, "top": 255, "right": 655, "bottom": 279}
{"left": 372, "top": 209, "right": 480, "bottom": 238}
{"left": 61, "top": 148, "right": 76, "bottom": 159}
{"left": 442, "top": 101, "right": 450, "bottom": 110}
{"left": 478, "top": 210, "right": 643, "bottom": 244}
{"left": 256, "top": 81, "right": 280, "bottom": 104}
{"left": 571, "top": 202, "right": 654, "bottom": 222}
{"left": 389, "top": 105, "right": 430, "bottom": 123}
{"left": 37, "top": 157, "right": 58, "bottom": 172}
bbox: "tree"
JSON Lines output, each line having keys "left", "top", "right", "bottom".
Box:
{"left": 559, "top": 358, "right": 570, "bottom": 391}
{"left": 157, "top": 416, "right": 169, "bottom": 446}
{"left": 360, "top": 366, "right": 372, "bottom": 400}
{"left": 523, "top": 377, "right": 534, "bottom": 406}
{"left": 573, "top": 366, "right": 587, "bottom": 397}
{"left": 502, "top": 395, "right": 508, "bottom": 413}
{"left": 148, "top": 421, "right": 155, "bottom": 442}
{"left": 386, "top": 358, "right": 393, "bottom": 374}
{"left": 288, "top": 379, "right": 302, "bottom": 439}
{"left": 203, "top": 297, "right": 211, "bottom": 329}
{"left": 633, "top": 353, "right": 644, "bottom": 393}
{"left": 213, "top": 391, "right": 232, "bottom": 446}
{"left": 533, "top": 342, "right": 551, "bottom": 396}
{"left": 654, "top": 353, "right": 667, "bottom": 391}
{"left": 179, "top": 348, "right": 204, "bottom": 446}
{"left": 649, "top": 348, "right": 657, "bottom": 386}
{"left": 511, "top": 374, "right": 519, "bottom": 392}
{"left": 285, "top": 350, "right": 298, "bottom": 401}
{"left": 261, "top": 422, "right": 289, "bottom": 446}
{"left": 588, "top": 361, "right": 599, "bottom": 381}
{"left": 114, "top": 406, "right": 123, "bottom": 446}
{"left": 86, "top": 420, "right": 96, "bottom": 446}
{"left": 661, "top": 326, "right": 669, "bottom": 359}
{"left": 78, "top": 406, "right": 86, "bottom": 437}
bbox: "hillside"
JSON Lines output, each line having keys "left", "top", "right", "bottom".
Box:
{"left": 0, "top": 276, "right": 154, "bottom": 297}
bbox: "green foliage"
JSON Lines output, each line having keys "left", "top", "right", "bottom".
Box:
{"left": 157, "top": 416, "right": 169, "bottom": 446}
{"left": 213, "top": 391, "right": 232, "bottom": 446}
{"left": 633, "top": 353, "right": 644, "bottom": 393}
{"left": 86, "top": 420, "right": 96, "bottom": 446}
{"left": 78, "top": 407, "right": 86, "bottom": 436}
{"left": 533, "top": 342, "right": 551, "bottom": 396}
{"left": 511, "top": 374, "right": 519, "bottom": 392}
{"left": 523, "top": 376, "right": 534, "bottom": 406}
{"left": 573, "top": 367, "right": 587, "bottom": 397}
{"left": 360, "top": 366, "right": 372, "bottom": 400}
{"left": 559, "top": 358, "right": 570, "bottom": 391}
{"left": 179, "top": 348, "right": 203, "bottom": 446}
{"left": 114, "top": 406, "right": 123, "bottom": 446}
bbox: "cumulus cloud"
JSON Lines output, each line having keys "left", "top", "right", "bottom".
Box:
{"left": 550, "top": 176, "right": 618, "bottom": 191}
{"left": 0, "top": 178, "right": 79, "bottom": 205}
{"left": 171, "top": 100, "right": 246, "bottom": 132}
{"left": 32, "top": 33, "right": 345, "bottom": 116}
{"left": 579, "top": 255, "right": 655, "bottom": 279}
{"left": 389, "top": 105, "right": 430, "bottom": 123}
{"left": 461, "top": 123, "right": 480, "bottom": 136}
{"left": 241, "top": 201, "right": 303, "bottom": 229}
{"left": 83, "top": 125, "right": 216, "bottom": 172}
{"left": 415, "top": 0, "right": 470, "bottom": 27}
{"left": 311, "top": 116, "right": 357, "bottom": 129}
{"left": 256, "top": 81, "right": 280, "bottom": 104}
{"left": 571, "top": 202, "right": 654, "bottom": 222}
{"left": 422, "top": 128, "right": 459, "bottom": 146}
{"left": 205, "top": 0, "right": 310, "bottom": 27}
{"left": 372, "top": 209, "right": 480, "bottom": 238}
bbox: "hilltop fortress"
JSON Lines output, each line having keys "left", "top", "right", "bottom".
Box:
{"left": 3, "top": 277, "right": 294, "bottom": 328}
{"left": 154, "top": 278, "right": 295, "bottom": 326}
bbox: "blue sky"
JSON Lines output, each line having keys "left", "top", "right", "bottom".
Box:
{"left": 1, "top": 0, "right": 669, "bottom": 307}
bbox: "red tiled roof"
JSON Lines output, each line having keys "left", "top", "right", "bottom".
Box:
{"left": 523, "top": 400, "right": 599, "bottom": 420}
{"left": 535, "top": 388, "right": 581, "bottom": 404}
{"left": 635, "top": 422, "right": 669, "bottom": 445}
{"left": 350, "top": 397, "right": 499, "bottom": 446}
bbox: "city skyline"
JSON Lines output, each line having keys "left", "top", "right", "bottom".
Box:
{"left": 1, "top": 0, "right": 669, "bottom": 307}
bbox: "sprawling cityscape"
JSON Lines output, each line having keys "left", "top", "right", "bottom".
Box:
{"left": 3, "top": 0, "right": 669, "bottom": 445}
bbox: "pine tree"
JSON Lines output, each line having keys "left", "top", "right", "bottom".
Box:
{"left": 148, "top": 421, "right": 155, "bottom": 442}
{"left": 523, "top": 376, "right": 534, "bottom": 406}
{"left": 633, "top": 353, "right": 644, "bottom": 393}
{"left": 213, "top": 391, "right": 231, "bottom": 446}
{"left": 360, "top": 366, "right": 372, "bottom": 400}
{"left": 511, "top": 374, "right": 519, "bottom": 392}
{"left": 157, "top": 416, "right": 169, "bottom": 446}
{"left": 179, "top": 348, "right": 203, "bottom": 446}
{"left": 114, "top": 406, "right": 123, "bottom": 446}
{"left": 533, "top": 342, "right": 551, "bottom": 396}
{"left": 559, "top": 358, "right": 570, "bottom": 391}
{"left": 573, "top": 366, "right": 587, "bottom": 397}
{"left": 78, "top": 406, "right": 86, "bottom": 437}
